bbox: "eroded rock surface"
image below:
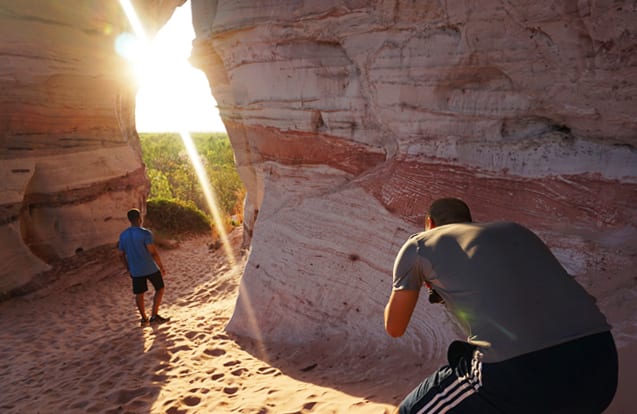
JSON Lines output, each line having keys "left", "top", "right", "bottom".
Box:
{"left": 1, "top": 2, "right": 635, "bottom": 403}
{"left": 0, "top": 0, "right": 184, "bottom": 295}
{"left": 190, "top": 0, "right": 637, "bottom": 368}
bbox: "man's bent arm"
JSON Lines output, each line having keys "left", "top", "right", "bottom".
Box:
{"left": 119, "top": 250, "right": 130, "bottom": 274}
{"left": 147, "top": 244, "right": 165, "bottom": 276}
{"left": 384, "top": 289, "right": 419, "bottom": 337}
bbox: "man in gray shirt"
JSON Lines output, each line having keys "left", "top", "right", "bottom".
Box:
{"left": 385, "top": 198, "right": 617, "bottom": 413}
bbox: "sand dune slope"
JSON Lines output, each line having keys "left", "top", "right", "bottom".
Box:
{"left": 0, "top": 231, "right": 406, "bottom": 413}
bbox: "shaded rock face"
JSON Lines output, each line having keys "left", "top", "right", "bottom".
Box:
{"left": 191, "top": 0, "right": 637, "bottom": 356}
{"left": 0, "top": 0, "right": 184, "bottom": 295}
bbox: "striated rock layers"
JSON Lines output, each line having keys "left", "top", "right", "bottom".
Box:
{"left": 190, "top": 0, "right": 637, "bottom": 362}
{"left": 1, "top": 0, "right": 636, "bottom": 382}
{"left": 0, "top": 0, "right": 184, "bottom": 296}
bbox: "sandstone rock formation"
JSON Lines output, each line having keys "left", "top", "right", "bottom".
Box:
{"left": 190, "top": 0, "right": 637, "bottom": 370}
{"left": 0, "top": 0, "right": 184, "bottom": 296}
{"left": 1, "top": 1, "right": 636, "bottom": 407}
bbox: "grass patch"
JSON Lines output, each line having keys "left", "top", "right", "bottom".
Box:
{"left": 144, "top": 198, "right": 212, "bottom": 242}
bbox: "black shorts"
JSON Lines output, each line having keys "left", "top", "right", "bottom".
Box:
{"left": 131, "top": 271, "right": 164, "bottom": 294}
{"left": 398, "top": 331, "right": 617, "bottom": 413}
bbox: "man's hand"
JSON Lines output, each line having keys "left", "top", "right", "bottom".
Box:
{"left": 424, "top": 281, "right": 444, "bottom": 304}
{"left": 118, "top": 250, "right": 130, "bottom": 274}
{"left": 428, "top": 289, "right": 445, "bottom": 304}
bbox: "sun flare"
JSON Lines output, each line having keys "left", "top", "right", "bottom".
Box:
{"left": 116, "top": 0, "right": 225, "bottom": 133}
{"left": 117, "top": 0, "right": 235, "bottom": 269}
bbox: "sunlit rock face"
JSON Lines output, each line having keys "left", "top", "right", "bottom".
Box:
{"left": 0, "top": 0, "right": 184, "bottom": 296}
{"left": 192, "top": 0, "right": 637, "bottom": 358}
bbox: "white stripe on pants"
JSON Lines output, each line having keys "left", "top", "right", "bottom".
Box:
{"left": 415, "top": 352, "right": 483, "bottom": 414}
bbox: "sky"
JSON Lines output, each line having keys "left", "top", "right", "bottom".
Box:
{"left": 133, "top": 3, "right": 226, "bottom": 132}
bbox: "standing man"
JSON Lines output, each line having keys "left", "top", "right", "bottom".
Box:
{"left": 385, "top": 198, "right": 617, "bottom": 413}
{"left": 118, "top": 208, "right": 169, "bottom": 326}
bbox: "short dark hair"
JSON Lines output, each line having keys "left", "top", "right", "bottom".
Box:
{"left": 127, "top": 208, "right": 141, "bottom": 223}
{"left": 427, "top": 198, "right": 472, "bottom": 226}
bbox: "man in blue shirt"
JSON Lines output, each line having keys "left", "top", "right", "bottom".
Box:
{"left": 118, "top": 208, "right": 169, "bottom": 326}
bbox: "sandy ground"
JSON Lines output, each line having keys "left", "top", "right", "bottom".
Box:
{"left": 0, "top": 231, "right": 409, "bottom": 413}
{"left": 1, "top": 229, "right": 633, "bottom": 413}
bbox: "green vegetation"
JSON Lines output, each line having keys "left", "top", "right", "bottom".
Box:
{"left": 145, "top": 198, "right": 211, "bottom": 237}
{"left": 139, "top": 132, "right": 245, "bottom": 238}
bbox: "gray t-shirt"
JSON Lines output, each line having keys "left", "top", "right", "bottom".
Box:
{"left": 393, "top": 221, "right": 611, "bottom": 363}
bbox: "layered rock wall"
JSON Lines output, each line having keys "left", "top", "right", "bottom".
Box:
{"left": 1, "top": 0, "right": 635, "bottom": 408}
{"left": 0, "top": 0, "right": 183, "bottom": 295}
{"left": 191, "top": 0, "right": 637, "bottom": 361}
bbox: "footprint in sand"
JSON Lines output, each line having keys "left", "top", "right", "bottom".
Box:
{"left": 182, "top": 395, "right": 201, "bottom": 406}
{"left": 165, "top": 406, "right": 187, "bottom": 414}
{"left": 189, "top": 387, "right": 209, "bottom": 395}
{"left": 223, "top": 360, "right": 240, "bottom": 367}
{"left": 231, "top": 367, "right": 248, "bottom": 376}
{"left": 223, "top": 386, "right": 239, "bottom": 395}
{"left": 184, "top": 331, "right": 205, "bottom": 341}
{"left": 257, "top": 366, "right": 279, "bottom": 375}
{"left": 171, "top": 344, "right": 191, "bottom": 353}
{"left": 203, "top": 347, "right": 226, "bottom": 357}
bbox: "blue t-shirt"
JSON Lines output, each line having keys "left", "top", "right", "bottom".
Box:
{"left": 118, "top": 226, "right": 159, "bottom": 277}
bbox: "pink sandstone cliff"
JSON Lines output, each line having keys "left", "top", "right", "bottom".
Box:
{"left": 0, "top": 0, "right": 184, "bottom": 296}
{"left": 0, "top": 0, "right": 636, "bottom": 409}
{"left": 188, "top": 1, "right": 637, "bottom": 407}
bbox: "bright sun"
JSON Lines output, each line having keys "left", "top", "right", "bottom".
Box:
{"left": 119, "top": 2, "right": 225, "bottom": 133}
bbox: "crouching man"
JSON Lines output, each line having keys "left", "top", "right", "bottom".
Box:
{"left": 385, "top": 198, "right": 617, "bottom": 413}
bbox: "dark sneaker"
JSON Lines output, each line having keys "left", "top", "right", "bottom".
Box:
{"left": 140, "top": 317, "right": 150, "bottom": 327}
{"left": 150, "top": 314, "right": 170, "bottom": 324}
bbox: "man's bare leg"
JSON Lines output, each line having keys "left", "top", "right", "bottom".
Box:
{"left": 136, "top": 293, "right": 147, "bottom": 320}
{"left": 151, "top": 287, "right": 164, "bottom": 317}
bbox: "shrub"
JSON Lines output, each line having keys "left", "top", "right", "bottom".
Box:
{"left": 139, "top": 132, "right": 245, "bottom": 225}
{"left": 145, "top": 198, "right": 211, "bottom": 238}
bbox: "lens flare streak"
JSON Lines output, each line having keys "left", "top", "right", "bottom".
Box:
{"left": 180, "top": 131, "right": 236, "bottom": 266}
{"left": 119, "top": 0, "right": 269, "bottom": 373}
{"left": 118, "top": 0, "right": 148, "bottom": 42}
{"left": 118, "top": 0, "right": 237, "bottom": 268}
